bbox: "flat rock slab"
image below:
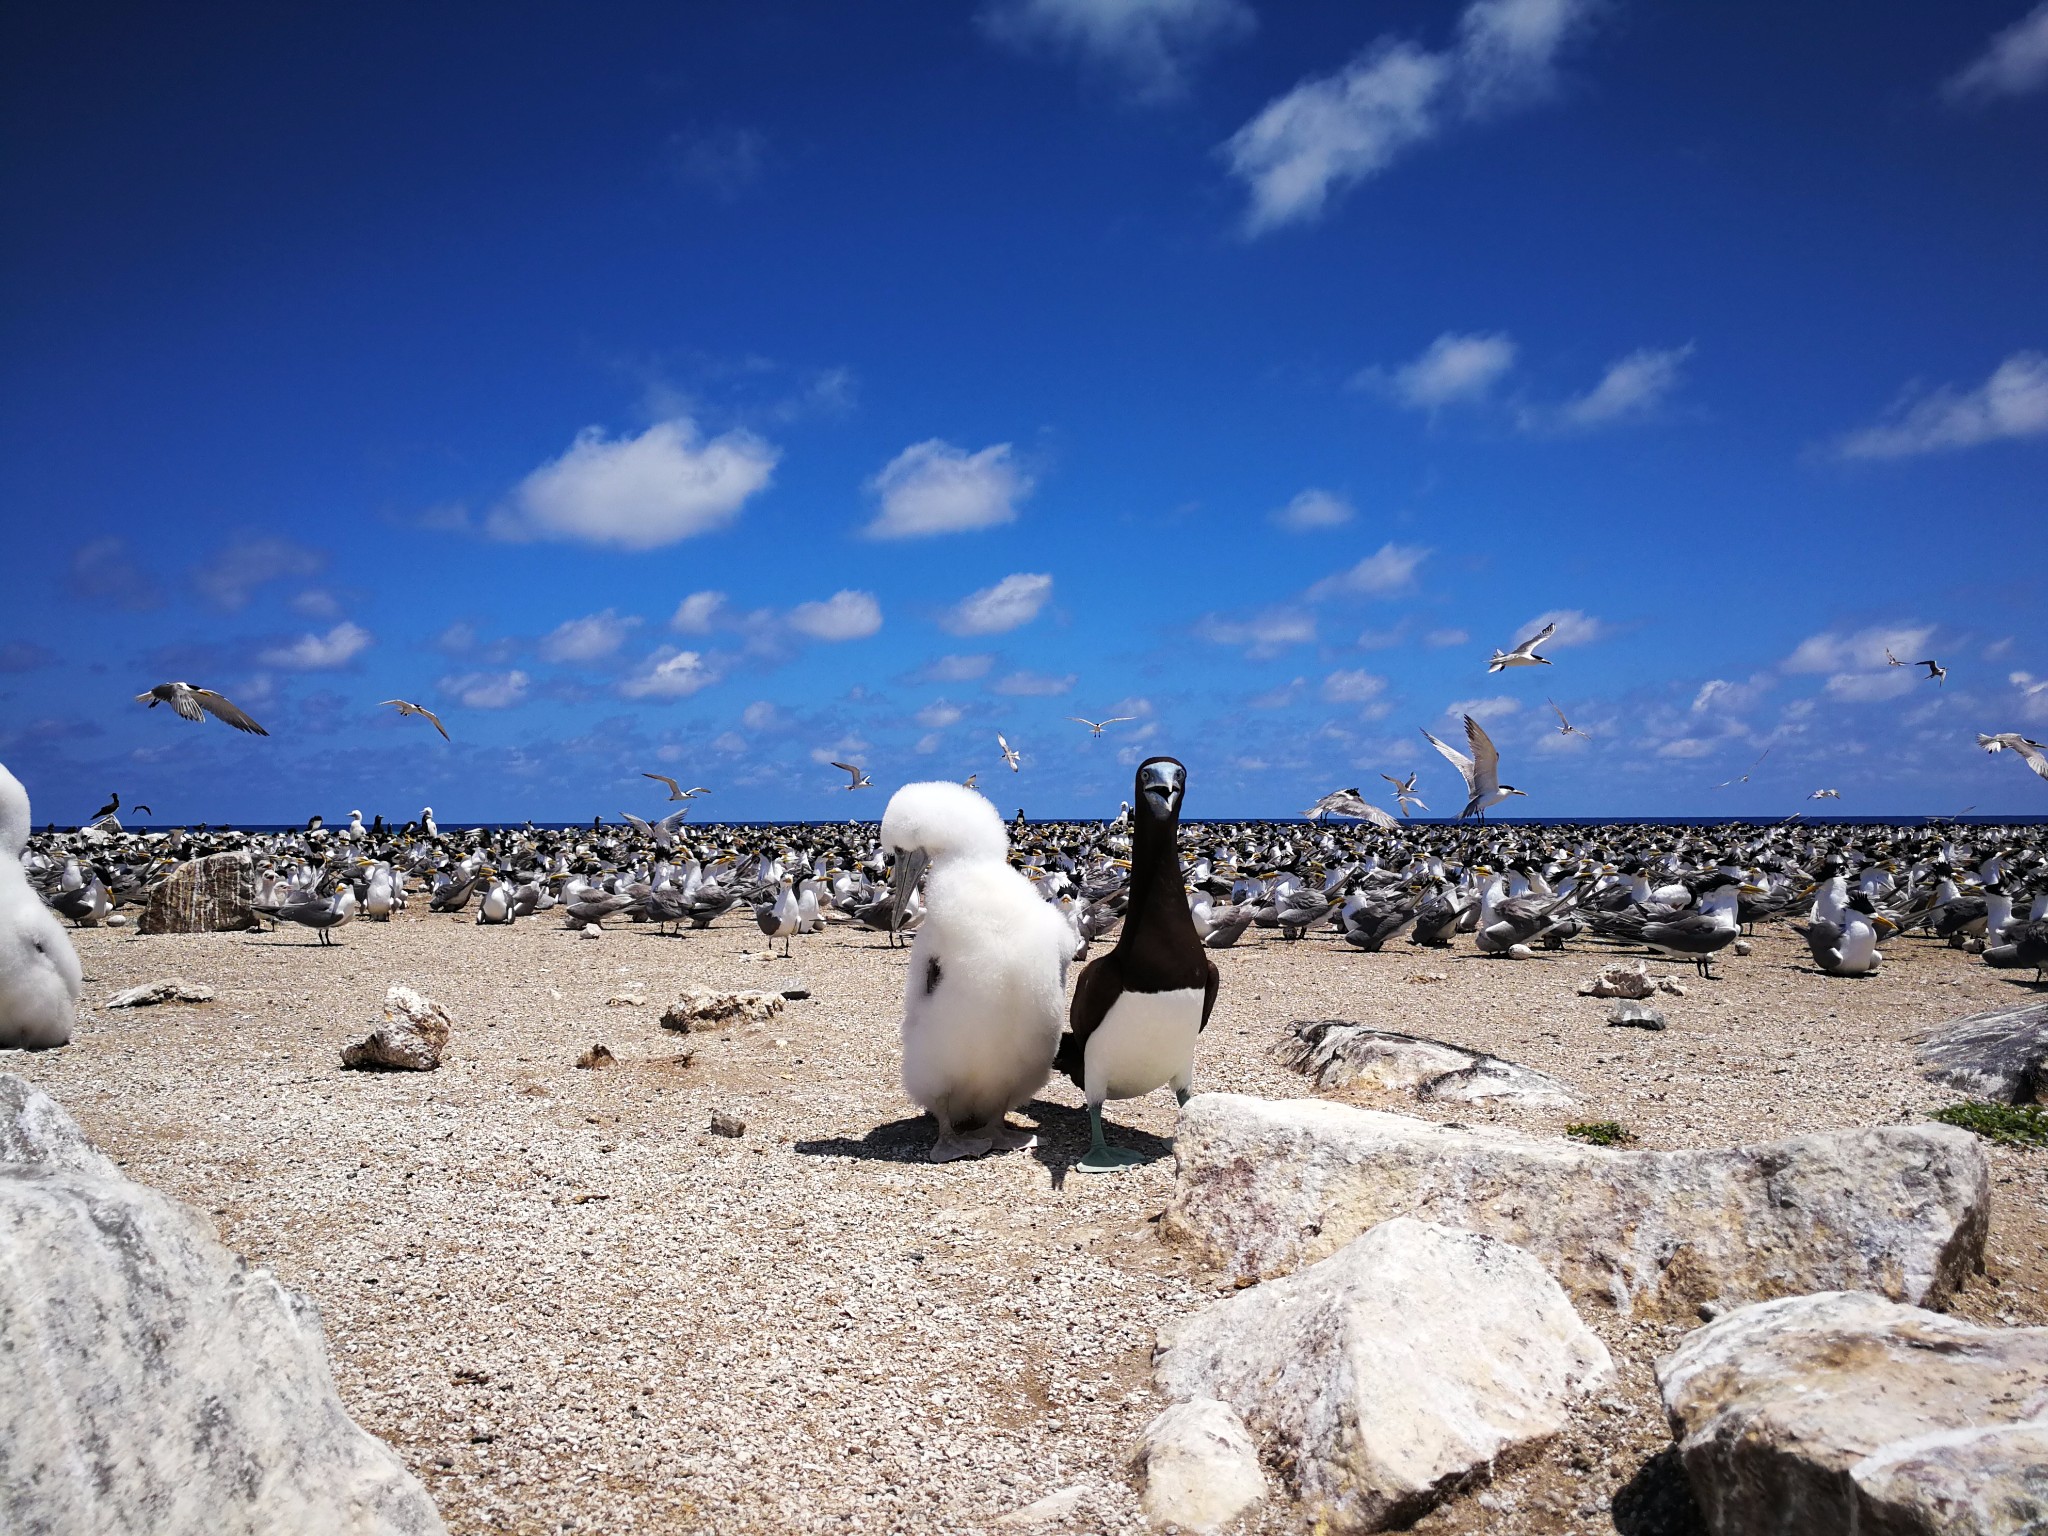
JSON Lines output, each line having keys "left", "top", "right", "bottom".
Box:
{"left": 106, "top": 977, "right": 215, "bottom": 1008}
{"left": 0, "top": 1073, "right": 445, "bottom": 1536}
{"left": 1272, "top": 1021, "right": 1577, "bottom": 1109}
{"left": 1659, "top": 1290, "right": 2048, "bottom": 1536}
{"left": 138, "top": 851, "right": 256, "bottom": 934}
{"left": 1155, "top": 1217, "right": 1612, "bottom": 1534}
{"left": 1163, "top": 1094, "right": 1988, "bottom": 1319}
{"left": 1915, "top": 998, "right": 2048, "bottom": 1104}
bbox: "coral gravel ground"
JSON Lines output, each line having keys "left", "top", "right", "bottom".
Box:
{"left": 11, "top": 911, "right": 2045, "bottom": 1536}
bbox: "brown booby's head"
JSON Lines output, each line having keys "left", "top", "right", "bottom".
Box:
{"left": 1136, "top": 757, "right": 1186, "bottom": 821}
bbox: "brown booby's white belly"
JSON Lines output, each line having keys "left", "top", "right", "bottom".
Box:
{"left": 1083, "top": 986, "right": 1203, "bottom": 1103}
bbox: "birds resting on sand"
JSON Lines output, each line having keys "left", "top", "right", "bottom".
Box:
{"left": 1423, "top": 715, "right": 1526, "bottom": 820}
{"left": 1980, "top": 734, "right": 2048, "bottom": 781}
{"left": 0, "top": 761, "right": 82, "bottom": 1049}
{"left": 1302, "top": 788, "right": 1398, "bottom": 828}
{"left": 884, "top": 780, "right": 1072, "bottom": 1162}
{"left": 643, "top": 774, "right": 709, "bottom": 801}
{"left": 833, "top": 762, "right": 873, "bottom": 791}
{"left": 136, "top": 682, "right": 267, "bottom": 735}
{"left": 1059, "top": 757, "right": 1217, "bottom": 1172}
{"left": 1487, "top": 621, "right": 1555, "bottom": 673}
{"left": 381, "top": 699, "right": 449, "bottom": 740}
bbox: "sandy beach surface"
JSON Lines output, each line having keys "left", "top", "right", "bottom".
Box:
{"left": 12, "top": 910, "right": 2045, "bottom": 1535}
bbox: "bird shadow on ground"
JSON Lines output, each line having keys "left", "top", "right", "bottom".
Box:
{"left": 1608, "top": 1446, "right": 1706, "bottom": 1536}
{"left": 239, "top": 936, "right": 338, "bottom": 947}
{"left": 1023, "top": 1102, "right": 1173, "bottom": 1191}
{"left": 793, "top": 1115, "right": 935, "bottom": 1164}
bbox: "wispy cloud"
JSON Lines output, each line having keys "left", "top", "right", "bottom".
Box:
{"left": 1835, "top": 352, "right": 2048, "bottom": 459}
{"left": 194, "top": 536, "right": 326, "bottom": 611}
{"left": 670, "top": 591, "right": 728, "bottom": 634}
{"left": 440, "top": 669, "right": 529, "bottom": 709}
{"left": 1197, "top": 608, "right": 1316, "bottom": 658}
{"left": 1222, "top": 0, "right": 1598, "bottom": 233}
{"left": 990, "top": 668, "right": 1077, "bottom": 696}
{"left": 620, "top": 648, "right": 721, "bottom": 699}
{"left": 1424, "top": 627, "right": 1469, "bottom": 648}
{"left": 1516, "top": 608, "right": 1604, "bottom": 647}
{"left": 2011, "top": 670, "right": 2048, "bottom": 723}
{"left": 1784, "top": 624, "right": 1935, "bottom": 674}
{"left": 1306, "top": 542, "right": 1430, "bottom": 600}
{"left": 1322, "top": 668, "right": 1387, "bottom": 704}
{"left": 1548, "top": 344, "right": 1693, "bottom": 429}
{"left": 981, "top": 0, "right": 1254, "bottom": 101}
{"left": 539, "top": 609, "right": 639, "bottom": 663}
{"left": 1372, "top": 332, "right": 1517, "bottom": 409}
{"left": 666, "top": 125, "right": 768, "bottom": 197}
{"left": 1944, "top": 2, "right": 2048, "bottom": 101}
{"left": 864, "top": 440, "right": 1032, "bottom": 538}
{"left": 1271, "top": 488, "right": 1355, "bottom": 531}
{"left": 1444, "top": 695, "right": 1520, "bottom": 723}
{"left": 941, "top": 572, "right": 1054, "bottom": 635}
{"left": 491, "top": 418, "right": 777, "bottom": 549}
{"left": 788, "top": 590, "right": 884, "bottom": 642}
{"left": 921, "top": 653, "right": 996, "bottom": 683}
{"left": 67, "top": 537, "right": 160, "bottom": 611}
{"left": 260, "top": 621, "right": 372, "bottom": 670}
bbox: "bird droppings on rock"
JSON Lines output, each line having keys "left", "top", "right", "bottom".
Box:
{"left": 105, "top": 977, "right": 214, "bottom": 1008}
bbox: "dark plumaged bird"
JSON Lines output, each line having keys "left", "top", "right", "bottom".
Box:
{"left": 1057, "top": 757, "right": 1217, "bottom": 1173}
{"left": 92, "top": 792, "right": 119, "bottom": 822}
{"left": 136, "top": 682, "right": 268, "bottom": 735}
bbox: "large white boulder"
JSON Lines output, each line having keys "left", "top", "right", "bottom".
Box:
{"left": 0, "top": 1073, "right": 445, "bottom": 1534}
{"left": 1659, "top": 1290, "right": 2048, "bottom": 1536}
{"left": 1154, "top": 1218, "right": 1611, "bottom": 1533}
{"left": 1162, "top": 1094, "right": 1988, "bottom": 1318}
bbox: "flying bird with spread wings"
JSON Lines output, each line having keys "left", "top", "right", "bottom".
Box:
{"left": 381, "top": 699, "right": 449, "bottom": 740}
{"left": 136, "top": 682, "right": 268, "bottom": 735}
{"left": 997, "top": 733, "right": 1021, "bottom": 771}
{"left": 833, "top": 762, "right": 873, "bottom": 790}
{"left": 1712, "top": 747, "right": 1771, "bottom": 789}
{"left": 1980, "top": 733, "right": 2048, "bottom": 782}
{"left": 1302, "top": 788, "right": 1398, "bottom": 828}
{"left": 1487, "top": 621, "right": 1555, "bottom": 673}
{"left": 1547, "top": 699, "right": 1591, "bottom": 738}
{"left": 1421, "top": 714, "right": 1526, "bottom": 820}
{"left": 1069, "top": 716, "right": 1135, "bottom": 736}
{"left": 643, "top": 773, "right": 710, "bottom": 801}
{"left": 1380, "top": 771, "right": 1427, "bottom": 816}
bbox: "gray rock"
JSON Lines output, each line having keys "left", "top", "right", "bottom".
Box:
{"left": 0, "top": 1073, "right": 445, "bottom": 1536}
{"left": 106, "top": 977, "right": 215, "bottom": 1008}
{"left": 340, "top": 984, "right": 451, "bottom": 1071}
{"left": 138, "top": 851, "right": 256, "bottom": 934}
{"left": 1154, "top": 1218, "right": 1611, "bottom": 1533}
{"left": 1162, "top": 1094, "right": 1987, "bottom": 1319}
{"left": 1273, "top": 1021, "right": 1577, "bottom": 1109}
{"left": 1659, "top": 1290, "right": 2048, "bottom": 1536}
{"left": 1914, "top": 998, "right": 2047, "bottom": 1104}
{"left": 1132, "top": 1398, "right": 1267, "bottom": 1535}
{"left": 1606, "top": 1001, "right": 1667, "bottom": 1030}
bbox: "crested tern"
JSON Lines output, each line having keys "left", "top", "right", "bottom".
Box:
{"left": 997, "top": 733, "right": 1021, "bottom": 771}
{"left": 381, "top": 699, "right": 449, "bottom": 739}
{"left": 136, "top": 682, "right": 268, "bottom": 735}
{"left": 833, "top": 762, "right": 873, "bottom": 790}
{"left": 643, "top": 773, "right": 710, "bottom": 800}
{"left": 1422, "top": 714, "right": 1527, "bottom": 820}
{"left": 1547, "top": 699, "right": 1591, "bottom": 738}
{"left": 1487, "top": 621, "right": 1555, "bottom": 673}
{"left": 1301, "top": 788, "right": 1398, "bottom": 828}
{"left": 1069, "top": 716, "right": 1136, "bottom": 736}
{"left": 1912, "top": 659, "right": 1947, "bottom": 684}
{"left": 1379, "top": 771, "right": 1426, "bottom": 816}
{"left": 1712, "top": 747, "right": 1771, "bottom": 789}
{"left": 1979, "top": 733, "right": 2048, "bottom": 781}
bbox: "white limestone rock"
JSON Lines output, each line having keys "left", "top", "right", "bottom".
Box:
{"left": 1273, "top": 1021, "right": 1576, "bottom": 1109}
{"left": 0, "top": 1073, "right": 446, "bottom": 1536}
{"left": 1154, "top": 1218, "right": 1611, "bottom": 1533}
{"left": 1132, "top": 1398, "right": 1267, "bottom": 1534}
{"left": 107, "top": 977, "right": 215, "bottom": 1008}
{"left": 340, "top": 984, "right": 451, "bottom": 1071}
{"left": 1659, "top": 1290, "right": 2048, "bottom": 1536}
{"left": 660, "top": 988, "right": 786, "bottom": 1032}
{"left": 1914, "top": 998, "right": 2047, "bottom": 1105}
{"left": 1580, "top": 961, "right": 1653, "bottom": 999}
{"left": 1163, "top": 1094, "right": 1988, "bottom": 1319}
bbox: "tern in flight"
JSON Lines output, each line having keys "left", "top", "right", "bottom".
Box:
{"left": 1487, "top": 621, "right": 1555, "bottom": 673}
{"left": 137, "top": 682, "right": 268, "bottom": 735}
{"left": 381, "top": 699, "right": 449, "bottom": 740}
{"left": 1712, "top": 747, "right": 1771, "bottom": 789}
{"left": 1885, "top": 647, "right": 1903, "bottom": 666}
{"left": 1809, "top": 788, "right": 1842, "bottom": 800}
{"left": 1547, "top": 699, "right": 1591, "bottom": 738}
{"left": 1301, "top": 788, "right": 1398, "bottom": 828}
{"left": 1912, "top": 658, "right": 1947, "bottom": 684}
{"left": 1069, "top": 715, "right": 1135, "bottom": 736}
{"left": 833, "top": 762, "right": 873, "bottom": 790}
{"left": 1422, "top": 714, "right": 1527, "bottom": 820}
{"left": 962, "top": 773, "right": 979, "bottom": 790}
{"left": 1980, "top": 733, "right": 2048, "bottom": 781}
{"left": 997, "top": 733, "right": 1021, "bottom": 771}
{"left": 1380, "top": 771, "right": 1427, "bottom": 816}
{"left": 642, "top": 773, "right": 710, "bottom": 801}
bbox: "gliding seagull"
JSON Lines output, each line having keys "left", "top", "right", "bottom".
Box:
{"left": 833, "top": 762, "right": 873, "bottom": 790}
{"left": 381, "top": 699, "right": 449, "bottom": 740}
{"left": 1380, "top": 771, "right": 1427, "bottom": 816}
{"left": 1422, "top": 714, "right": 1527, "bottom": 820}
{"left": 136, "top": 682, "right": 268, "bottom": 735}
{"left": 1980, "top": 733, "right": 2048, "bottom": 782}
{"left": 1069, "top": 716, "right": 1135, "bottom": 736}
{"left": 1487, "top": 621, "right": 1555, "bottom": 673}
{"left": 642, "top": 773, "right": 710, "bottom": 801}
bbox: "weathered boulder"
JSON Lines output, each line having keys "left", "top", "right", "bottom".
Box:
{"left": 1581, "top": 961, "right": 1654, "bottom": 999}
{"left": 660, "top": 988, "right": 785, "bottom": 1032}
{"left": 1272, "top": 1021, "right": 1577, "bottom": 1109}
{"left": 1915, "top": 998, "right": 2046, "bottom": 1104}
{"left": 107, "top": 977, "right": 215, "bottom": 1008}
{"left": 1154, "top": 1218, "right": 1611, "bottom": 1533}
{"left": 138, "top": 851, "right": 256, "bottom": 934}
{"left": 340, "top": 984, "right": 451, "bottom": 1071}
{"left": 0, "top": 1073, "right": 446, "bottom": 1535}
{"left": 1132, "top": 1398, "right": 1267, "bottom": 1535}
{"left": 1162, "top": 1094, "right": 1987, "bottom": 1318}
{"left": 1659, "top": 1290, "right": 2048, "bottom": 1536}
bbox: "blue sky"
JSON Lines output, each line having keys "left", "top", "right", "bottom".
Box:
{"left": 3, "top": 0, "right": 2046, "bottom": 825}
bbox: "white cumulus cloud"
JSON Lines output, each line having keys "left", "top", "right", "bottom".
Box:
{"left": 671, "top": 591, "right": 728, "bottom": 633}
{"left": 1307, "top": 542, "right": 1431, "bottom": 599}
{"left": 261, "top": 621, "right": 372, "bottom": 670}
{"left": 1197, "top": 609, "right": 1317, "bottom": 658}
{"left": 1272, "top": 488, "right": 1355, "bottom": 531}
{"left": 942, "top": 572, "right": 1054, "bottom": 635}
{"left": 1383, "top": 332, "right": 1517, "bottom": 408}
{"left": 1322, "top": 668, "right": 1387, "bottom": 704}
{"left": 1945, "top": 2, "right": 2048, "bottom": 101}
{"left": 1784, "top": 625, "right": 1936, "bottom": 674}
{"left": 981, "top": 0, "right": 1254, "bottom": 100}
{"left": 1553, "top": 344, "right": 1693, "bottom": 429}
{"left": 922, "top": 653, "right": 995, "bottom": 682}
{"left": 1222, "top": 0, "right": 1596, "bottom": 233}
{"left": 864, "top": 440, "right": 1032, "bottom": 539}
{"left": 787, "top": 590, "right": 883, "bottom": 642}
{"left": 493, "top": 418, "right": 777, "bottom": 550}
{"left": 620, "top": 648, "right": 721, "bottom": 699}
{"left": 917, "top": 700, "right": 965, "bottom": 729}
{"left": 1516, "top": 608, "right": 1604, "bottom": 648}
{"left": 440, "top": 669, "right": 529, "bottom": 709}
{"left": 1825, "top": 671, "right": 1918, "bottom": 704}
{"left": 539, "top": 609, "right": 638, "bottom": 663}
{"left": 1835, "top": 353, "right": 2048, "bottom": 459}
